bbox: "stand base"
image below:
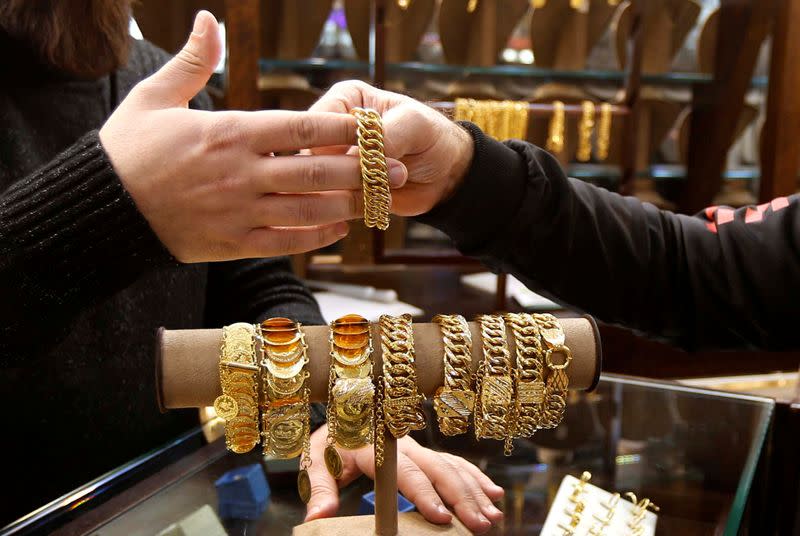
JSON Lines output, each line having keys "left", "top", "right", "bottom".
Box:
{"left": 292, "top": 513, "right": 471, "bottom": 535}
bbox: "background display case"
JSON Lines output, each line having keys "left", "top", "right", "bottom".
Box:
{"left": 3, "top": 375, "right": 774, "bottom": 535}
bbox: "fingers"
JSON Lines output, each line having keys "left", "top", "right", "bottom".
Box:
{"left": 255, "top": 155, "right": 407, "bottom": 193}
{"left": 242, "top": 223, "right": 348, "bottom": 258}
{"left": 452, "top": 455, "right": 505, "bottom": 502}
{"left": 395, "top": 451, "right": 454, "bottom": 526}
{"left": 139, "top": 11, "right": 221, "bottom": 107}
{"left": 305, "top": 427, "right": 340, "bottom": 522}
{"left": 252, "top": 191, "right": 363, "bottom": 227}
{"left": 409, "top": 449, "right": 501, "bottom": 534}
{"left": 241, "top": 111, "right": 358, "bottom": 154}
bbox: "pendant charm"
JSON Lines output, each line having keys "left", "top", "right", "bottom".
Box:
{"left": 324, "top": 445, "right": 344, "bottom": 479}
{"left": 297, "top": 469, "right": 311, "bottom": 504}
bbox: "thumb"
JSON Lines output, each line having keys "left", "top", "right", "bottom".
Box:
{"left": 139, "top": 10, "right": 221, "bottom": 108}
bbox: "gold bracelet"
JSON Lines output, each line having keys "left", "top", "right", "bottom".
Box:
{"left": 467, "top": 0, "right": 478, "bottom": 13}
{"left": 474, "top": 314, "right": 515, "bottom": 455}
{"left": 214, "top": 323, "right": 260, "bottom": 454}
{"left": 597, "top": 102, "right": 612, "bottom": 161}
{"left": 534, "top": 314, "right": 572, "bottom": 429}
{"left": 577, "top": 100, "right": 595, "bottom": 162}
{"left": 504, "top": 313, "right": 545, "bottom": 437}
{"left": 325, "top": 314, "right": 374, "bottom": 479}
{"left": 432, "top": 314, "right": 475, "bottom": 436}
{"left": 375, "top": 314, "right": 425, "bottom": 467}
{"left": 259, "top": 317, "right": 312, "bottom": 503}
{"left": 547, "top": 101, "right": 565, "bottom": 155}
{"left": 352, "top": 107, "right": 391, "bottom": 231}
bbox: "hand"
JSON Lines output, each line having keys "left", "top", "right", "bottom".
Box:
{"left": 309, "top": 80, "right": 474, "bottom": 216}
{"left": 305, "top": 426, "right": 504, "bottom": 534}
{"left": 100, "top": 14, "right": 406, "bottom": 262}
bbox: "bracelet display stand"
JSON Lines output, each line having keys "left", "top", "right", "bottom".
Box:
{"left": 157, "top": 317, "right": 601, "bottom": 535}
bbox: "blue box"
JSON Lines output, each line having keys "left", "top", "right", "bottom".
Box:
{"left": 358, "top": 490, "right": 415, "bottom": 515}
{"left": 214, "top": 464, "right": 271, "bottom": 520}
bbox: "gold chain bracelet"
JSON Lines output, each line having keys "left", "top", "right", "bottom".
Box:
{"left": 214, "top": 323, "right": 260, "bottom": 454}
{"left": 474, "top": 314, "right": 515, "bottom": 455}
{"left": 547, "top": 101, "right": 566, "bottom": 155}
{"left": 375, "top": 314, "right": 425, "bottom": 467}
{"left": 504, "top": 313, "right": 546, "bottom": 437}
{"left": 258, "top": 317, "right": 312, "bottom": 503}
{"left": 597, "top": 102, "right": 612, "bottom": 161}
{"left": 325, "top": 314, "right": 374, "bottom": 479}
{"left": 432, "top": 314, "right": 475, "bottom": 436}
{"left": 577, "top": 100, "right": 595, "bottom": 162}
{"left": 352, "top": 107, "right": 391, "bottom": 231}
{"left": 534, "top": 314, "right": 572, "bottom": 429}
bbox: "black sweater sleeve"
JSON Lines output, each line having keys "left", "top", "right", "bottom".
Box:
{"left": 419, "top": 123, "right": 800, "bottom": 351}
{"left": 0, "top": 131, "right": 174, "bottom": 356}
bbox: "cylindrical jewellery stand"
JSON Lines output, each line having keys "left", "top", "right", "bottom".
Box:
{"left": 157, "top": 317, "right": 602, "bottom": 535}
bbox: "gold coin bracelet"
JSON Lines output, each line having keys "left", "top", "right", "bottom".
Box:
{"left": 352, "top": 107, "right": 391, "bottom": 231}
{"left": 534, "top": 313, "right": 572, "bottom": 429}
{"left": 597, "top": 102, "right": 612, "bottom": 161}
{"left": 547, "top": 100, "right": 566, "bottom": 155}
{"left": 258, "top": 317, "right": 312, "bottom": 503}
{"left": 504, "top": 313, "right": 545, "bottom": 437}
{"left": 577, "top": 100, "right": 595, "bottom": 162}
{"left": 214, "top": 323, "right": 260, "bottom": 454}
{"left": 375, "top": 314, "right": 426, "bottom": 467}
{"left": 325, "top": 314, "right": 374, "bottom": 479}
{"left": 432, "top": 314, "right": 475, "bottom": 436}
{"left": 474, "top": 314, "right": 515, "bottom": 455}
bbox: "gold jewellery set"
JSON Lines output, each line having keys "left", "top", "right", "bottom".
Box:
{"left": 453, "top": 98, "right": 613, "bottom": 162}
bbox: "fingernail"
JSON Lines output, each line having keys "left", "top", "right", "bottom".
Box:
{"left": 437, "top": 504, "right": 451, "bottom": 517}
{"left": 192, "top": 11, "right": 208, "bottom": 36}
{"left": 488, "top": 505, "right": 503, "bottom": 517}
{"left": 478, "top": 513, "right": 490, "bottom": 525}
{"left": 388, "top": 160, "right": 407, "bottom": 188}
{"left": 306, "top": 505, "right": 320, "bottom": 520}
{"left": 335, "top": 221, "right": 349, "bottom": 236}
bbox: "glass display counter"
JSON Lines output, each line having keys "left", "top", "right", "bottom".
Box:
{"left": 3, "top": 375, "right": 773, "bottom": 536}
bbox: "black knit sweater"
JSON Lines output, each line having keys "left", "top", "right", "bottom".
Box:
{"left": 0, "top": 36, "right": 324, "bottom": 522}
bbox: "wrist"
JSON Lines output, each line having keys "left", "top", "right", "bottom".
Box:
{"left": 440, "top": 123, "right": 474, "bottom": 204}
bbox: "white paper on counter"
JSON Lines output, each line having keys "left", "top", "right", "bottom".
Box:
{"left": 460, "top": 272, "right": 563, "bottom": 310}
{"left": 313, "top": 291, "right": 424, "bottom": 323}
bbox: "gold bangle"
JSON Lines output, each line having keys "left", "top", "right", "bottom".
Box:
{"left": 258, "top": 317, "right": 312, "bottom": 503}
{"left": 504, "top": 313, "right": 545, "bottom": 437}
{"left": 534, "top": 314, "right": 572, "bottom": 429}
{"left": 547, "top": 101, "right": 566, "bottom": 155}
{"left": 597, "top": 102, "right": 612, "bottom": 161}
{"left": 577, "top": 100, "right": 595, "bottom": 162}
{"left": 325, "top": 314, "right": 374, "bottom": 479}
{"left": 375, "top": 314, "right": 426, "bottom": 467}
{"left": 214, "top": 323, "right": 259, "bottom": 454}
{"left": 352, "top": 107, "right": 391, "bottom": 231}
{"left": 474, "top": 314, "right": 514, "bottom": 455}
{"left": 432, "top": 314, "right": 475, "bottom": 436}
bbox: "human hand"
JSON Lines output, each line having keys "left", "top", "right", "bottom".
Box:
{"left": 309, "top": 80, "right": 474, "bottom": 216}
{"left": 304, "top": 426, "right": 504, "bottom": 534}
{"left": 100, "top": 14, "right": 407, "bottom": 262}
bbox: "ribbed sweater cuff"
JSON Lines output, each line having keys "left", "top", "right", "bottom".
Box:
{"left": 0, "top": 131, "right": 174, "bottom": 298}
{"left": 416, "top": 122, "right": 528, "bottom": 254}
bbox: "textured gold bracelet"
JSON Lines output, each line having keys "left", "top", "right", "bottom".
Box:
{"left": 432, "top": 314, "right": 475, "bottom": 436}
{"left": 577, "top": 100, "right": 595, "bottom": 162}
{"left": 474, "top": 314, "right": 515, "bottom": 455}
{"left": 325, "top": 314, "right": 374, "bottom": 479}
{"left": 214, "top": 323, "right": 260, "bottom": 454}
{"left": 352, "top": 107, "right": 391, "bottom": 231}
{"left": 375, "top": 314, "right": 425, "bottom": 467}
{"left": 504, "top": 313, "right": 546, "bottom": 437}
{"left": 258, "top": 317, "right": 312, "bottom": 503}
{"left": 597, "top": 102, "right": 612, "bottom": 161}
{"left": 547, "top": 100, "right": 566, "bottom": 155}
{"left": 534, "top": 314, "right": 572, "bottom": 429}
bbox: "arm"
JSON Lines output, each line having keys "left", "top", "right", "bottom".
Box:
{"left": 419, "top": 124, "right": 800, "bottom": 351}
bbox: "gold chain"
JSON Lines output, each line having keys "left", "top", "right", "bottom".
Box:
{"left": 474, "top": 315, "right": 515, "bottom": 455}
{"left": 432, "top": 314, "right": 475, "bottom": 436}
{"left": 547, "top": 101, "right": 565, "bottom": 155}
{"left": 374, "top": 375, "right": 386, "bottom": 467}
{"left": 597, "top": 102, "right": 612, "bottom": 161}
{"left": 352, "top": 108, "right": 391, "bottom": 231}
{"left": 577, "top": 100, "right": 595, "bottom": 162}
{"left": 504, "top": 313, "right": 545, "bottom": 436}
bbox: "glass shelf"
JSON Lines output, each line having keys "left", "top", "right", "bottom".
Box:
{"left": 5, "top": 374, "right": 774, "bottom": 536}
{"left": 259, "top": 58, "right": 768, "bottom": 89}
{"left": 569, "top": 164, "right": 760, "bottom": 182}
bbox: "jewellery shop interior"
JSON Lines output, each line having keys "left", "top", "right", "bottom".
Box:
{"left": 7, "top": 1, "right": 800, "bottom": 535}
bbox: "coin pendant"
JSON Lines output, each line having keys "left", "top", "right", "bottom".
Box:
{"left": 297, "top": 469, "right": 311, "bottom": 504}
{"left": 213, "top": 394, "right": 239, "bottom": 421}
{"left": 324, "top": 445, "right": 344, "bottom": 479}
